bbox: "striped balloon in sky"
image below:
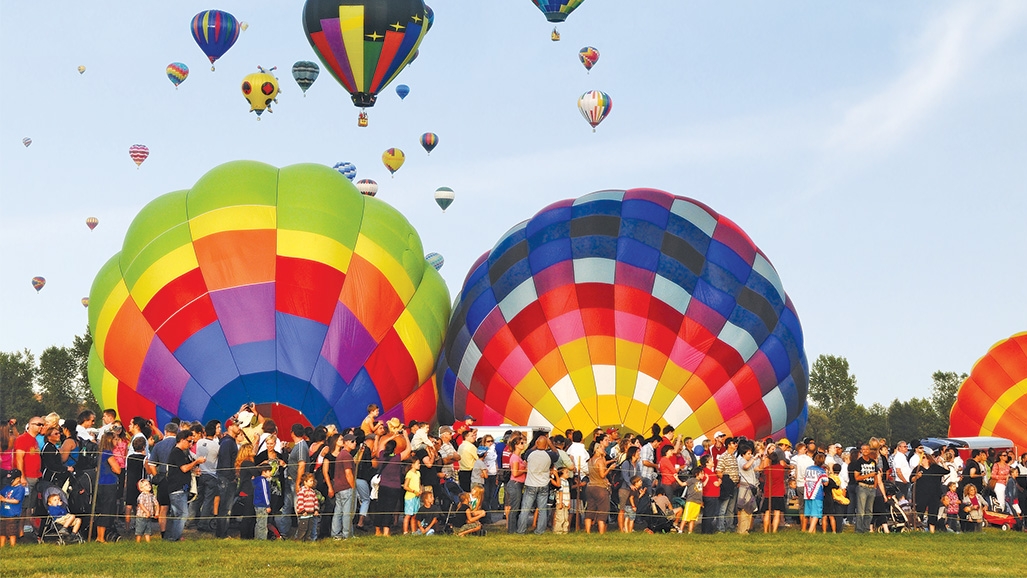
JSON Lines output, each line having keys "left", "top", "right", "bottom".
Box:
{"left": 948, "top": 333, "right": 1027, "bottom": 452}
{"left": 167, "top": 62, "right": 189, "bottom": 88}
{"left": 87, "top": 161, "right": 449, "bottom": 427}
{"left": 436, "top": 189, "right": 808, "bottom": 439}
{"left": 191, "top": 10, "right": 240, "bottom": 71}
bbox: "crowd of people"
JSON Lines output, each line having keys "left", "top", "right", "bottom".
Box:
{"left": 1, "top": 405, "right": 1025, "bottom": 546}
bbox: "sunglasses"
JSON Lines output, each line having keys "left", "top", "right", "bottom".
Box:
{"left": 31, "top": 422, "right": 44, "bottom": 427}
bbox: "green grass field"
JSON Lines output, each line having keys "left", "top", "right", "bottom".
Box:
{"left": 3, "top": 528, "right": 1026, "bottom": 577}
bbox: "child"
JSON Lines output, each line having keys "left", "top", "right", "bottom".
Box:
{"left": 625, "top": 475, "right": 644, "bottom": 533}
{"left": 134, "top": 479, "right": 159, "bottom": 542}
{"left": 294, "top": 473, "right": 318, "bottom": 541}
{"left": 415, "top": 488, "right": 440, "bottom": 535}
{"left": 942, "top": 481, "right": 960, "bottom": 533}
{"left": 0, "top": 470, "right": 25, "bottom": 547}
{"left": 253, "top": 464, "right": 273, "bottom": 540}
{"left": 823, "top": 463, "right": 846, "bottom": 533}
{"left": 360, "top": 404, "right": 380, "bottom": 436}
{"left": 470, "top": 446, "right": 488, "bottom": 489}
{"left": 803, "top": 453, "right": 828, "bottom": 533}
{"left": 455, "top": 492, "right": 485, "bottom": 536}
{"left": 678, "top": 467, "right": 703, "bottom": 534}
{"left": 403, "top": 460, "right": 422, "bottom": 535}
{"left": 46, "top": 492, "right": 81, "bottom": 535}
{"left": 961, "top": 483, "right": 984, "bottom": 533}
{"left": 552, "top": 467, "right": 572, "bottom": 534}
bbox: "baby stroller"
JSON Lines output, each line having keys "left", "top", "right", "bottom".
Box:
{"left": 877, "top": 494, "right": 917, "bottom": 533}
{"left": 37, "top": 483, "right": 84, "bottom": 545}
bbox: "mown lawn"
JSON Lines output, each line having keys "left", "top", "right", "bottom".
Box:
{"left": 4, "top": 528, "right": 1026, "bottom": 577}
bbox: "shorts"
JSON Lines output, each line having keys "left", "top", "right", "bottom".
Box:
{"left": 768, "top": 496, "right": 786, "bottom": 512}
{"left": 804, "top": 499, "right": 823, "bottom": 518}
{"left": 618, "top": 488, "right": 631, "bottom": 510}
{"left": 456, "top": 522, "right": 481, "bottom": 534}
{"left": 136, "top": 517, "right": 159, "bottom": 536}
{"left": 1, "top": 516, "right": 18, "bottom": 536}
{"left": 156, "top": 481, "right": 170, "bottom": 507}
{"left": 684, "top": 501, "right": 702, "bottom": 522}
{"left": 404, "top": 496, "right": 421, "bottom": 516}
{"left": 624, "top": 505, "right": 636, "bottom": 521}
{"left": 54, "top": 513, "right": 76, "bottom": 527}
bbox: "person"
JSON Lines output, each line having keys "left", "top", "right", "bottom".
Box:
{"left": 372, "top": 436, "right": 411, "bottom": 537}
{"left": 0, "top": 470, "right": 25, "bottom": 547}
{"left": 214, "top": 419, "right": 240, "bottom": 538}
{"left": 961, "top": 483, "right": 985, "bottom": 532}
{"left": 715, "top": 437, "right": 740, "bottom": 532}
{"left": 517, "top": 435, "right": 555, "bottom": 535}
{"left": 123, "top": 436, "right": 147, "bottom": 527}
{"left": 852, "top": 444, "right": 880, "bottom": 533}
{"left": 45, "top": 489, "right": 79, "bottom": 536}
{"left": 470, "top": 445, "right": 488, "bottom": 490}
{"left": 678, "top": 467, "right": 703, "bottom": 534}
{"left": 455, "top": 491, "right": 485, "bottom": 536}
{"left": 294, "top": 473, "right": 319, "bottom": 542}
{"left": 353, "top": 432, "right": 375, "bottom": 531}
{"left": 735, "top": 444, "right": 761, "bottom": 534}
{"left": 235, "top": 443, "right": 257, "bottom": 539}
{"left": 639, "top": 436, "right": 660, "bottom": 489}
{"left": 415, "top": 488, "right": 440, "bottom": 535}
{"left": 584, "top": 439, "right": 612, "bottom": 534}
{"left": 990, "top": 451, "right": 1012, "bottom": 511}
{"left": 135, "top": 479, "right": 159, "bottom": 542}
{"left": 504, "top": 435, "right": 527, "bottom": 533}
{"left": 253, "top": 463, "right": 272, "bottom": 540}
{"left": 911, "top": 450, "right": 947, "bottom": 532}
{"left": 147, "top": 421, "right": 178, "bottom": 534}
{"left": 822, "top": 463, "right": 845, "bottom": 533}
{"left": 95, "top": 431, "right": 123, "bottom": 542}
{"left": 480, "top": 434, "right": 499, "bottom": 522}
{"left": 617, "top": 445, "right": 641, "bottom": 532}
{"left": 942, "top": 481, "right": 961, "bottom": 532}
{"left": 552, "top": 467, "right": 572, "bottom": 534}
{"left": 360, "top": 404, "right": 379, "bottom": 437}
{"left": 14, "top": 417, "right": 43, "bottom": 536}
{"left": 402, "top": 457, "right": 423, "bottom": 535}
{"left": 165, "top": 430, "right": 205, "bottom": 542}
{"left": 762, "top": 446, "right": 789, "bottom": 533}
{"left": 962, "top": 449, "right": 987, "bottom": 496}
{"left": 331, "top": 432, "right": 357, "bottom": 540}
{"left": 457, "top": 429, "right": 478, "bottom": 493}
{"left": 624, "top": 475, "right": 644, "bottom": 533}
{"left": 803, "top": 452, "right": 828, "bottom": 533}
{"left": 700, "top": 454, "right": 720, "bottom": 534}
{"left": 193, "top": 420, "right": 220, "bottom": 532}
{"left": 453, "top": 415, "right": 476, "bottom": 437}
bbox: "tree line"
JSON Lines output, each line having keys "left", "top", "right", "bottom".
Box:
{"left": 0, "top": 328, "right": 99, "bottom": 423}
{"left": 804, "top": 354, "right": 965, "bottom": 447}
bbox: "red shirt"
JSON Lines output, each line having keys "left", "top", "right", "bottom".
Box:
{"left": 15, "top": 432, "right": 42, "bottom": 478}
{"left": 764, "top": 462, "right": 787, "bottom": 498}
{"left": 702, "top": 466, "right": 720, "bottom": 498}
{"left": 659, "top": 456, "right": 680, "bottom": 486}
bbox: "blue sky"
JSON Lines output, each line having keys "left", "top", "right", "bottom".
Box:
{"left": 1, "top": 1, "right": 1025, "bottom": 406}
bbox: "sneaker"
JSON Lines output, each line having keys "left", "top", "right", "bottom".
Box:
{"left": 23, "top": 524, "right": 33, "bottom": 534}
{"left": 333, "top": 536, "right": 343, "bottom": 541}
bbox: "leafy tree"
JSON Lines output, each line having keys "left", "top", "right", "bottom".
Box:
{"left": 71, "top": 327, "right": 99, "bottom": 414}
{"left": 887, "top": 397, "right": 945, "bottom": 444}
{"left": 803, "top": 405, "right": 835, "bottom": 446}
{"left": 929, "top": 370, "right": 966, "bottom": 428}
{"left": 37, "top": 346, "right": 85, "bottom": 420}
{"left": 808, "top": 354, "right": 858, "bottom": 415}
{"left": 0, "top": 349, "right": 43, "bottom": 423}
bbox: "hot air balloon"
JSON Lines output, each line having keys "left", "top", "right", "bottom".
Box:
{"left": 241, "top": 67, "right": 280, "bottom": 119}
{"left": 356, "top": 179, "right": 379, "bottom": 197}
{"left": 382, "top": 148, "right": 405, "bottom": 177}
{"left": 436, "top": 188, "right": 808, "bottom": 440}
{"left": 420, "top": 133, "right": 439, "bottom": 155}
{"left": 191, "top": 10, "right": 241, "bottom": 71}
{"left": 333, "top": 161, "right": 357, "bottom": 181}
{"left": 532, "top": 0, "right": 586, "bottom": 22}
{"left": 81, "top": 297, "right": 90, "bottom": 308}
{"left": 32, "top": 277, "right": 45, "bottom": 293}
{"left": 22, "top": 137, "right": 31, "bottom": 147}
{"left": 292, "top": 61, "right": 319, "bottom": 96}
{"left": 578, "top": 90, "right": 612, "bottom": 132}
{"left": 129, "top": 144, "right": 149, "bottom": 168}
{"left": 86, "top": 160, "right": 449, "bottom": 428}
{"left": 78, "top": 65, "right": 86, "bottom": 75}
{"left": 86, "top": 217, "right": 99, "bottom": 231}
{"left": 434, "top": 187, "right": 454, "bottom": 212}
{"left": 425, "top": 5, "right": 434, "bottom": 32}
{"left": 396, "top": 85, "right": 410, "bottom": 100}
{"left": 167, "top": 62, "right": 189, "bottom": 88}
{"left": 948, "top": 333, "right": 1027, "bottom": 454}
{"left": 579, "top": 46, "right": 599, "bottom": 72}
{"left": 302, "top": 0, "right": 428, "bottom": 125}
{"left": 551, "top": 27, "right": 560, "bottom": 41}
{"left": 240, "top": 21, "right": 249, "bottom": 31}
{"left": 425, "top": 252, "right": 444, "bottom": 271}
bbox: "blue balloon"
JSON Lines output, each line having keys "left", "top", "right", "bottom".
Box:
{"left": 396, "top": 84, "right": 410, "bottom": 100}
{"left": 332, "top": 161, "right": 357, "bottom": 181}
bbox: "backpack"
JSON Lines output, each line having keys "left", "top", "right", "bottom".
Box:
{"left": 75, "top": 437, "right": 99, "bottom": 472}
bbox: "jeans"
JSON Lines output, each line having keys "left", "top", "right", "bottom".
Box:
{"left": 331, "top": 488, "right": 355, "bottom": 538}
{"left": 505, "top": 480, "right": 523, "bottom": 533}
{"left": 197, "top": 474, "right": 219, "bottom": 530}
{"left": 255, "top": 507, "right": 268, "bottom": 540}
{"left": 21, "top": 477, "right": 38, "bottom": 532}
{"left": 166, "top": 490, "right": 188, "bottom": 541}
{"left": 718, "top": 489, "right": 737, "bottom": 532}
{"left": 484, "top": 475, "right": 499, "bottom": 523}
{"left": 356, "top": 479, "right": 371, "bottom": 518}
{"left": 277, "top": 483, "right": 295, "bottom": 538}
{"left": 855, "top": 485, "right": 876, "bottom": 533}
{"left": 215, "top": 477, "right": 237, "bottom": 538}
{"left": 516, "top": 485, "right": 549, "bottom": 534}
{"left": 701, "top": 497, "right": 719, "bottom": 534}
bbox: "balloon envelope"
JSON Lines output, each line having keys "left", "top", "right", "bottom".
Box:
{"left": 78, "top": 65, "right": 86, "bottom": 74}
{"left": 532, "top": 0, "right": 586, "bottom": 23}
{"left": 333, "top": 162, "right": 357, "bottom": 181}
{"left": 434, "top": 187, "right": 454, "bottom": 212}
{"left": 191, "top": 10, "right": 241, "bottom": 70}
{"left": 82, "top": 297, "right": 90, "bottom": 308}
{"left": 420, "top": 133, "right": 439, "bottom": 155}
{"left": 241, "top": 68, "right": 280, "bottom": 117}
{"left": 32, "top": 276, "right": 45, "bottom": 292}
{"left": 396, "top": 84, "right": 410, "bottom": 100}
{"left": 948, "top": 333, "right": 1027, "bottom": 453}
{"left": 579, "top": 46, "right": 599, "bottom": 71}
{"left": 86, "top": 217, "right": 99, "bottom": 231}
{"left": 87, "top": 161, "right": 450, "bottom": 428}
{"left": 302, "top": 0, "right": 427, "bottom": 108}
{"left": 436, "top": 188, "right": 808, "bottom": 439}
{"left": 292, "top": 61, "right": 320, "bottom": 94}
{"left": 167, "top": 62, "right": 189, "bottom": 87}
{"left": 425, "top": 252, "right": 444, "bottom": 271}
{"left": 22, "top": 137, "right": 31, "bottom": 147}
{"left": 382, "top": 148, "right": 406, "bottom": 175}
{"left": 356, "top": 179, "right": 379, "bottom": 197}
{"left": 129, "top": 144, "right": 149, "bottom": 167}
{"left": 578, "top": 90, "right": 612, "bottom": 131}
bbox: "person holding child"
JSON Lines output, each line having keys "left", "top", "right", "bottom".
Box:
{"left": 455, "top": 491, "right": 486, "bottom": 536}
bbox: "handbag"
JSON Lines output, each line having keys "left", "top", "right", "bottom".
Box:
{"left": 369, "top": 474, "right": 381, "bottom": 500}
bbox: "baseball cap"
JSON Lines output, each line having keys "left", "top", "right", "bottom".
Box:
{"left": 342, "top": 433, "right": 356, "bottom": 442}
{"left": 463, "top": 414, "right": 476, "bottom": 421}
{"left": 714, "top": 431, "right": 726, "bottom": 438}
{"left": 778, "top": 438, "right": 792, "bottom": 448}
{"left": 439, "top": 425, "right": 453, "bottom": 435}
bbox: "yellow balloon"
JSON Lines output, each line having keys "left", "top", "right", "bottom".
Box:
{"left": 241, "top": 67, "right": 279, "bottom": 119}
{"left": 77, "top": 65, "right": 86, "bottom": 74}
{"left": 382, "top": 148, "right": 405, "bottom": 176}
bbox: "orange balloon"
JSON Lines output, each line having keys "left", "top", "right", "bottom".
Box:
{"left": 948, "top": 332, "right": 1027, "bottom": 453}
